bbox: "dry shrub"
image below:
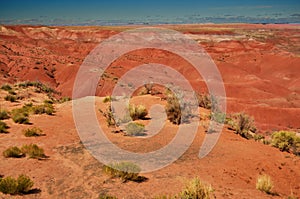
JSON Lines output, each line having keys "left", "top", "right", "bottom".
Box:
{"left": 226, "top": 113, "right": 256, "bottom": 139}
{"left": 103, "top": 162, "right": 143, "bottom": 182}
{"left": 179, "top": 177, "right": 214, "bottom": 199}
{"left": 256, "top": 174, "right": 273, "bottom": 194}
{"left": 129, "top": 104, "right": 148, "bottom": 120}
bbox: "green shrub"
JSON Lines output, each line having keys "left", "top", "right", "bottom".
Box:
{"left": 210, "top": 112, "right": 226, "bottom": 123}
{"left": 129, "top": 104, "right": 148, "bottom": 120}
{"left": 0, "top": 110, "right": 10, "bottom": 120}
{"left": 0, "top": 175, "right": 33, "bottom": 195}
{"left": 179, "top": 177, "right": 214, "bottom": 199}
{"left": 256, "top": 174, "right": 273, "bottom": 194}
{"left": 16, "top": 175, "right": 34, "bottom": 194}
{"left": 0, "top": 176, "right": 18, "bottom": 194}
{"left": 271, "top": 131, "right": 300, "bottom": 155}
{"left": 125, "top": 122, "right": 145, "bottom": 136}
{"left": 0, "top": 121, "right": 9, "bottom": 133}
{"left": 4, "top": 95, "right": 17, "bottom": 102}
{"left": 1, "top": 84, "right": 12, "bottom": 91}
{"left": 3, "top": 147, "right": 23, "bottom": 158}
{"left": 103, "top": 161, "right": 141, "bottom": 182}
{"left": 11, "top": 110, "right": 30, "bottom": 124}
{"left": 17, "top": 81, "right": 56, "bottom": 94}
{"left": 21, "top": 144, "right": 46, "bottom": 159}
{"left": 11, "top": 103, "right": 54, "bottom": 123}
{"left": 23, "top": 127, "right": 43, "bottom": 137}
{"left": 32, "top": 103, "right": 54, "bottom": 115}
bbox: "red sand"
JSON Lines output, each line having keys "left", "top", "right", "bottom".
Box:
{"left": 0, "top": 24, "right": 299, "bottom": 198}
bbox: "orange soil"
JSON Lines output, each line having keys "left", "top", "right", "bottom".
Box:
{"left": 0, "top": 24, "right": 300, "bottom": 198}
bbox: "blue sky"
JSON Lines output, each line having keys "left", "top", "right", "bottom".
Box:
{"left": 0, "top": 0, "right": 299, "bottom": 24}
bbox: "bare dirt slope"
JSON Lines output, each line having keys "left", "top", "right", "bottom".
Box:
{"left": 0, "top": 90, "right": 299, "bottom": 198}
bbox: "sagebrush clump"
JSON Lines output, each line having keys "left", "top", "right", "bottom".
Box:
{"left": 179, "top": 177, "right": 214, "bottom": 199}
{"left": 0, "top": 121, "right": 9, "bottom": 133}
{"left": 0, "top": 175, "right": 34, "bottom": 195}
{"left": 21, "top": 144, "right": 46, "bottom": 159}
{"left": 23, "top": 127, "right": 43, "bottom": 137}
{"left": 129, "top": 104, "right": 148, "bottom": 120}
{"left": 0, "top": 110, "right": 10, "bottom": 120}
{"left": 11, "top": 109, "right": 30, "bottom": 124}
{"left": 210, "top": 112, "right": 226, "bottom": 124}
{"left": 3, "top": 147, "right": 24, "bottom": 158}
{"left": 32, "top": 103, "right": 54, "bottom": 115}
{"left": 11, "top": 102, "right": 55, "bottom": 124}
{"left": 103, "top": 161, "right": 142, "bottom": 182}
{"left": 125, "top": 122, "right": 145, "bottom": 136}
{"left": 271, "top": 131, "right": 300, "bottom": 155}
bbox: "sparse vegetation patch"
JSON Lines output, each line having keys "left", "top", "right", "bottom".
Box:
{"left": 1, "top": 84, "right": 12, "bottom": 92}
{"left": 0, "top": 174, "right": 34, "bottom": 195}
{"left": 4, "top": 94, "right": 17, "bottom": 102}
{"left": 0, "top": 121, "right": 9, "bottom": 133}
{"left": 103, "top": 161, "right": 145, "bottom": 182}
{"left": 3, "top": 147, "right": 24, "bottom": 158}
{"left": 0, "top": 110, "right": 10, "bottom": 120}
{"left": 179, "top": 177, "right": 214, "bottom": 199}
{"left": 21, "top": 144, "right": 46, "bottom": 159}
{"left": 23, "top": 127, "right": 43, "bottom": 137}
{"left": 11, "top": 109, "right": 30, "bottom": 124}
